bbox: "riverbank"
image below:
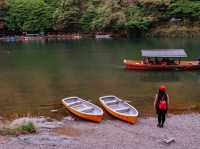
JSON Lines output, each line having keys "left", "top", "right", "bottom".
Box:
{"left": 1, "top": 28, "right": 200, "bottom": 43}
{"left": 0, "top": 113, "right": 199, "bottom": 149}
{"left": 0, "top": 34, "right": 82, "bottom": 42}
{"left": 147, "top": 23, "right": 200, "bottom": 38}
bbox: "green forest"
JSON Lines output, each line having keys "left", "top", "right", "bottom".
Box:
{"left": 0, "top": 0, "right": 200, "bottom": 36}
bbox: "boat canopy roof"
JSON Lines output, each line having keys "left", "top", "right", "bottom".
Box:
{"left": 141, "top": 49, "right": 187, "bottom": 58}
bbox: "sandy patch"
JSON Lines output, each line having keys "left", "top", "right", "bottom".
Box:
{"left": 53, "top": 125, "right": 94, "bottom": 137}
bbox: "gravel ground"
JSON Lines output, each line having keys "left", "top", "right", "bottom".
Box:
{"left": 0, "top": 113, "right": 199, "bottom": 149}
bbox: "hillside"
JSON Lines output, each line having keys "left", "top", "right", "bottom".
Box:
{"left": 1, "top": 0, "right": 200, "bottom": 37}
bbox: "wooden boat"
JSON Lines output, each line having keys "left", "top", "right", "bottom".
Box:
{"left": 123, "top": 49, "right": 200, "bottom": 71}
{"left": 99, "top": 95, "right": 138, "bottom": 124}
{"left": 95, "top": 34, "right": 111, "bottom": 39}
{"left": 62, "top": 97, "right": 103, "bottom": 122}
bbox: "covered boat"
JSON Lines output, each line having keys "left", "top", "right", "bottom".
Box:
{"left": 123, "top": 49, "right": 200, "bottom": 70}
{"left": 99, "top": 95, "right": 138, "bottom": 124}
{"left": 62, "top": 97, "right": 103, "bottom": 122}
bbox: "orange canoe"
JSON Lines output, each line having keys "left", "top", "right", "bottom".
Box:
{"left": 62, "top": 97, "right": 103, "bottom": 122}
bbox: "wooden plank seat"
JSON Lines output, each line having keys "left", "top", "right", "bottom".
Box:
{"left": 79, "top": 107, "right": 94, "bottom": 112}
{"left": 105, "top": 100, "right": 119, "bottom": 105}
{"left": 115, "top": 107, "right": 130, "bottom": 113}
{"left": 68, "top": 101, "right": 82, "bottom": 106}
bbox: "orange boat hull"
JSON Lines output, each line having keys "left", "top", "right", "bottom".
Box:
{"left": 62, "top": 100, "right": 103, "bottom": 123}
{"left": 99, "top": 100, "right": 138, "bottom": 124}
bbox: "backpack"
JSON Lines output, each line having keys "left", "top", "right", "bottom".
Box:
{"left": 159, "top": 100, "right": 167, "bottom": 110}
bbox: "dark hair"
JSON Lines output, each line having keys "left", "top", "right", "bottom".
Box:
{"left": 157, "top": 90, "right": 167, "bottom": 101}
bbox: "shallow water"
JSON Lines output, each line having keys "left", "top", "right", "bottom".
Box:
{"left": 0, "top": 38, "right": 200, "bottom": 119}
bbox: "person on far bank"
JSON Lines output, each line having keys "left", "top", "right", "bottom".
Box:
{"left": 154, "top": 85, "right": 169, "bottom": 128}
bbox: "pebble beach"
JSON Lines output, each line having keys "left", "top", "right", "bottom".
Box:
{"left": 0, "top": 113, "right": 199, "bottom": 149}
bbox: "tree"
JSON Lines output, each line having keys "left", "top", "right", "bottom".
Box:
{"left": 125, "top": 6, "right": 151, "bottom": 31}
{"left": 53, "top": 0, "right": 81, "bottom": 31}
{"left": 91, "top": 0, "right": 126, "bottom": 32}
{"left": 165, "top": 0, "right": 200, "bottom": 19}
{"left": 6, "top": 0, "right": 53, "bottom": 33}
{"left": 80, "top": 5, "right": 97, "bottom": 32}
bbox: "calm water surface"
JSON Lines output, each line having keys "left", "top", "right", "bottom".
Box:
{"left": 0, "top": 38, "right": 200, "bottom": 119}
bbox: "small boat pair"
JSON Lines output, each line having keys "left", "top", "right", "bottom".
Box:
{"left": 62, "top": 96, "right": 138, "bottom": 124}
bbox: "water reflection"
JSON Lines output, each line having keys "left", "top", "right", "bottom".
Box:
{"left": 139, "top": 71, "right": 181, "bottom": 82}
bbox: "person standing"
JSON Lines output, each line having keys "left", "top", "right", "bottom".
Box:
{"left": 154, "top": 85, "right": 169, "bottom": 128}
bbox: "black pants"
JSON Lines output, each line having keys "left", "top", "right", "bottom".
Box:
{"left": 157, "top": 110, "right": 167, "bottom": 126}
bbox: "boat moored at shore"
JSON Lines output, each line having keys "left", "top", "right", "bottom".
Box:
{"left": 99, "top": 95, "right": 138, "bottom": 124}
{"left": 62, "top": 97, "right": 103, "bottom": 122}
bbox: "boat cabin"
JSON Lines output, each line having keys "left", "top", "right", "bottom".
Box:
{"left": 141, "top": 49, "right": 187, "bottom": 65}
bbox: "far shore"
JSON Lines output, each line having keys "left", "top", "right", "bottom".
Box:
{"left": 0, "top": 113, "right": 199, "bottom": 149}
{"left": 0, "top": 32, "right": 116, "bottom": 42}
{"left": 0, "top": 34, "right": 83, "bottom": 42}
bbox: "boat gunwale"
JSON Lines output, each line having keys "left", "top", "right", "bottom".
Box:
{"left": 99, "top": 95, "right": 139, "bottom": 117}
{"left": 62, "top": 96, "right": 104, "bottom": 116}
{"left": 124, "top": 59, "right": 200, "bottom": 66}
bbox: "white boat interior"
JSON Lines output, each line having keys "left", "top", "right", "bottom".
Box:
{"left": 63, "top": 97, "right": 103, "bottom": 115}
{"left": 100, "top": 96, "right": 138, "bottom": 115}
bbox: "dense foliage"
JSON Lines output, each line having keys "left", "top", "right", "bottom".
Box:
{"left": 3, "top": 0, "right": 200, "bottom": 35}
{"left": 5, "top": 0, "right": 53, "bottom": 33}
{"left": 53, "top": 0, "right": 81, "bottom": 31}
{"left": 166, "top": 0, "right": 200, "bottom": 19}
{"left": 125, "top": 6, "right": 151, "bottom": 31}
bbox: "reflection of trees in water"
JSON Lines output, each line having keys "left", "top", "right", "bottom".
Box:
{"left": 194, "top": 71, "right": 200, "bottom": 84}
{"left": 195, "top": 72, "right": 200, "bottom": 83}
{"left": 140, "top": 71, "right": 181, "bottom": 82}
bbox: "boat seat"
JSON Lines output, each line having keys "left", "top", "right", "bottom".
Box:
{"left": 79, "top": 107, "right": 94, "bottom": 112}
{"left": 115, "top": 107, "right": 130, "bottom": 113}
{"left": 68, "top": 101, "right": 82, "bottom": 106}
{"left": 105, "top": 100, "right": 119, "bottom": 105}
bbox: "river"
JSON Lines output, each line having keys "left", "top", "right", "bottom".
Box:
{"left": 0, "top": 38, "right": 200, "bottom": 119}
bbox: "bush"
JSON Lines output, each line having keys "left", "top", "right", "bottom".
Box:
{"left": 0, "top": 122, "right": 36, "bottom": 136}
{"left": 125, "top": 6, "right": 152, "bottom": 31}
{"left": 18, "top": 122, "right": 36, "bottom": 133}
{"left": 165, "top": 0, "right": 200, "bottom": 19}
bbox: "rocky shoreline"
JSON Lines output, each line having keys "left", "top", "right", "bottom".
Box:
{"left": 0, "top": 113, "right": 199, "bottom": 149}
{"left": 1, "top": 25, "right": 200, "bottom": 43}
